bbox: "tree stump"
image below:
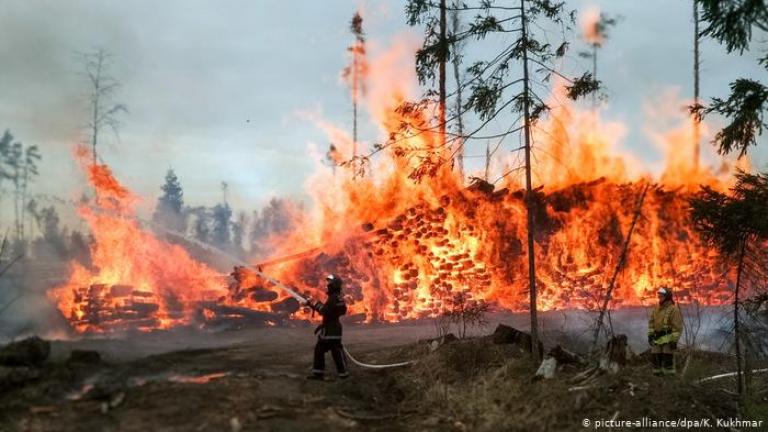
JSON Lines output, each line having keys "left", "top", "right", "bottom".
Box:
{"left": 599, "top": 334, "right": 629, "bottom": 374}
{"left": 492, "top": 324, "right": 544, "bottom": 357}
{"left": 535, "top": 357, "right": 558, "bottom": 379}
{"left": 534, "top": 345, "right": 584, "bottom": 380}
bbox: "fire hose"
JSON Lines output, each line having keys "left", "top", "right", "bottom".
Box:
{"left": 134, "top": 217, "right": 416, "bottom": 369}
{"left": 53, "top": 200, "right": 417, "bottom": 369}
{"left": 254, "top": 272, "right": 416, "bottom": 369}
{"left": 342, "top": 347, "right": 415, "bottom": 369}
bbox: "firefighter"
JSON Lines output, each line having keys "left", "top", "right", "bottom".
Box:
{"left": 648, "top": 286, "right": 684, "bottom": 376}
{"left": 307, "top": 274, "right": 349, "bottom": 380}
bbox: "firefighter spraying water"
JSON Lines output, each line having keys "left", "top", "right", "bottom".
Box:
{"left": 307, "top": 274, "right": 349, "bottom": 380}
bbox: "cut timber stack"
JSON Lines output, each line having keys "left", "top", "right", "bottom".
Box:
{"left": 363, "top": 196, "right": 490, "bottom": 321}
{"left": 69, "top": 284, "right": 164, "bottom": 332}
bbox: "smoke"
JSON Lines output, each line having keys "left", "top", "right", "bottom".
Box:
{"left": 534, "top": 306, "right": 738, "bottom": 355}
{"left": 0, "top": 262, "right": 74, "bottom": 342}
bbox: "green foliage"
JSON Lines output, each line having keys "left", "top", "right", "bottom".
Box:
{"left": 350, "top": 11, "right": 364, "bottom": 41}
{"left": 466, "top": 79, "right": 505, "bottom": 121}
{"left": 396, "top": 0, "right": 600, "bottom": 181}
{"left": 708, "top": 79, "right": 768, "bottom": 157}
{"left": 565, "top": 73, "right": 600, "bottom": 100}
{"left": 689, "top": 170, "right": 768, "bottom": 257}
{"left": 211, "top": 203, "right": 232, "bottom": 247}
{"left": 699, "top": 0, "right": 768, "bottom": 54}
{"left": 0, "top": 131, "right": 13, "bottom": 182}
{"left": 405, "top": 0, "right": 433, "bottom": 26}
{"left": 153, "top": 168, "right": 186, "bottom": 233}
{"left": 190, "top": 206, "right": 211, "bottom": 243}
{"left": 0, "top": 129, "right": 43, "bottom": 241}
{"left": 23, "top": 145, "right": 41, "bottom": 179}
{"left": 231, "top": 211, "right": 248, "bottom": 255}
{"left": 698, "top": 0, "right": 767, "bottom": 157}
{"left": 159, "top": 169, "right": 184, "bottom": 214}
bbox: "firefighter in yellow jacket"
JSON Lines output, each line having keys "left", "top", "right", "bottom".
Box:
{"left": 648, "top": 286, "right": 684, "bottom": 375}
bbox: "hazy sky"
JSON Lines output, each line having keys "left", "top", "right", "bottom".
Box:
{"left": 1, "top": 0, "right": 766, "bottom": 223}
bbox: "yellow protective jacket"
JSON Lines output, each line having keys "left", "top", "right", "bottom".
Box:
{"left": 648, "top": 300, "right": 683, "bottom": 346}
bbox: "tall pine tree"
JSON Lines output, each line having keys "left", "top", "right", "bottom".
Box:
{"left": 404, "top": 0, "right": 599, "bottom": 364}
{"left": 153, "top": 168, "right": 186, "bottom": 233}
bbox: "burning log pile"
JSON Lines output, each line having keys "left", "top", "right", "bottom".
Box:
{"left": 67, "top": 283, "right": 226, "bottom": 333}
{"left": 68, "top": 284, "right": 165, "bottom": 332}
{"left": 250, "top": 179, "right": 736, "bottom": 323}
{"left": 53, "top": 177, "right": 739, "bottom": 333}
{"left": 362, "top": 196, "right": 493, "bottom": 321}
{"left": 49, "top": 147, "right": 739, "bottom": 334}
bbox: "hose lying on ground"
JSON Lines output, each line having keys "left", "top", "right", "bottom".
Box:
{"left": 696, "top": 368, "right": 768, "bottom": 383}
{"left": 343, "top": 346, "right": 415, "bottom": 369}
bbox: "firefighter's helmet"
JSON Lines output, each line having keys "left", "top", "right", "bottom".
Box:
{"left": 657, "top": 286, "right": 672, "bottom": 299}
{"left": 325, "top": 274, "right": 343, "bottom": 293}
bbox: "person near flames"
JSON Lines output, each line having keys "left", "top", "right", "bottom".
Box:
{"left": 307, "top": 274, "right": 349, "bottom": 380}
{"left": 648, "top": 286, "right": 684, "bottom": 376}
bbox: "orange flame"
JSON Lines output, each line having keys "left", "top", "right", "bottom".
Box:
{"left": 238, "top": 40, "right": 740, "bottom": 322}
{"left": 52, "top": 34, "right": 745, "bottom": 332}
{"left": 48, "top": 147, "right": 229, "bottom": 332}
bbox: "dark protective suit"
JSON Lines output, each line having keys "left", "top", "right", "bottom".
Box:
{"left": 311, "top": 291, "right": 348, "bottom": 377}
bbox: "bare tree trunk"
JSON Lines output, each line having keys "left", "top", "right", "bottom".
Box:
{"left": 89, "top": 50, "right": 105, "bottom": 201}
{"left": 520, "top": 0, "right": 540, "bottom": 366}
{"left": 734, "top": 238, "right": 747, "bottom": 400}
{"left": 592, "top": 184, "right": 649, "bottom": 351}
{"left": 451, "top": 9, "right": 465, "bottom": 179}
{"left": 591, "top": 44, "right": 598, "bottom": 111}
{"left": 20, "top": 167, "right": 28, "bottom": 241}
{"left": 13, "top": 176, "right": 20, "bottom": 240}
{"left": 484, "top": 140, "right": 491, "bottom": 182}
{"left": 692, "top": 0, "right": 701, "bottom": 171}
{"left": 439, "top": 0, "right": 447, "bottom": 150}
{"left": 352, "top": 51, "right": 358, "bottom": 159}
{"left": 91, "top": 54, "right": 102, "bottom": 169}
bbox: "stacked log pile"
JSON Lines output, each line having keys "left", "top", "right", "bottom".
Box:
{"left": 367, "top": 197, "right": 494, "bottom": 320}
{"left": 69, "top": 284, "right": 165, "bottom": 332}
{"left": 60, "top": 180, "right": 739, "bottom": 332}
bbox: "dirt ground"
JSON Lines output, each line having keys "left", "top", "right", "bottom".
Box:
{"left": 0, "top": 322, "right": 437, "bottom": 432}
{"left": 1, "top": 313, "right": 767, "bottom": 432}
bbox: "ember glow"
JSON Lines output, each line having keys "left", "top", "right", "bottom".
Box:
{"left": 50, "top": 37, "right": 742, "bottom": 333}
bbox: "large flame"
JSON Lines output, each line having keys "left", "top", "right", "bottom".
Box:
{"left": 51, "top": 33, "right": 743, "bottom": 333}
{"left": 232, "top": 38, "right": 739, "bottom": 323}
{"left": 47, "top": 148, "right": 230, "bottom": 332}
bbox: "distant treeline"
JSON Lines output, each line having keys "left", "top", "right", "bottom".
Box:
{"left": 152, "top": 168, "right": 296, "bottom": 260}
